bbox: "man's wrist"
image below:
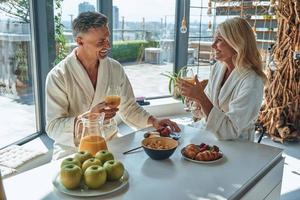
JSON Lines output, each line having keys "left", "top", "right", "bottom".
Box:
{"left": 147, "top": 115, "right": 156, "bottom": 125}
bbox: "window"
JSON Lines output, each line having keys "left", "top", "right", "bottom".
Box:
{"left": 112, "top": 0, "right": 176, "bottom": 98}
{"left": 0, "top": 0, "right": 36, "bottom": 148}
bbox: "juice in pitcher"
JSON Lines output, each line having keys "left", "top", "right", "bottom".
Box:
{"left": 79, "top": 135, "right": 107, "bottom": 156}
{"left": 76, "top": 112, "right": 107, "bottom": 156}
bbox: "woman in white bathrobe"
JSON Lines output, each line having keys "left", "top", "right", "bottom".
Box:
{"left": 178, "top": 17, "right": 266, "bottom": 141}
{"left": 46, "top": 12, "right": 180, "bottom": 159}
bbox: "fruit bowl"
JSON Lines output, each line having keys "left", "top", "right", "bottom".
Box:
{"left": 141, "top": 137, "right": 178, "bottom": 160}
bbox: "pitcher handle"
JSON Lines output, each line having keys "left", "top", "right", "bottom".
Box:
{"left": 74, "top": 116, "right": 84, "bottom": 147}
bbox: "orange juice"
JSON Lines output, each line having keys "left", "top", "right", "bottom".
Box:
{"left": 79, "top": 135, "right": 108, "bottom": 156}
{"left": 182, "top": 77, "right": 195, "bottom": 84}
{"left": 105, "top": 95, "right": 121, "bottom": 108}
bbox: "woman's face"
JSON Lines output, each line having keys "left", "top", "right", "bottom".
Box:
{"left": 211, "top": 33, "right": 236, "bottom": 64}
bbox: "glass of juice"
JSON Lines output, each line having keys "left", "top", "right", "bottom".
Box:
{"left": 105, "top": 86, "right": 121, "bottom": 108}
{"left": 179, "top": 67, "right": 196, "bottom": 111}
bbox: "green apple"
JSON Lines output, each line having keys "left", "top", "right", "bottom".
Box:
{"left": 95, "top": 150, "right": 114, "bottom": 164}
{"left": 60, "top": 157, "right": 81, "bottom": 168}
{"left": 74, "top": 150, "right": 93, "bottom": 164}
{"left": 82, "top": 158, "right": 102, "bottom": 172}
{"left": 84, "top": 165, "right": 107, "bottom": 189}
{"left": 60, "top": 164, "right": 82, "bottom": 190}
{"left": 103, "top": 160, "right": 125, "bottom": 181}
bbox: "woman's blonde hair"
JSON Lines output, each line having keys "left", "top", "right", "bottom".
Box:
{"left": 217, "top": 17, "right": 267, "bottom": 82}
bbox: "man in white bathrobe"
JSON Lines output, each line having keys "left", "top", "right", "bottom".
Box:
{"left": 178, "top": 17, "right": 266, "bottom": 141}
{"left": 45, "top": 12, "right": 180, "bottom": 159}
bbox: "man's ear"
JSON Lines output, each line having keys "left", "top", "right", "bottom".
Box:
{"left": 76, "top": 37, "right": 83, "bottom": 46}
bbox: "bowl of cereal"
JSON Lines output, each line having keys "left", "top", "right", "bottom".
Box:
{"left": 141, "top": 137, "right": 178, "bottom": 160}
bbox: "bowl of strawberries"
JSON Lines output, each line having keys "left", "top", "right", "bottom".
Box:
{"left": 181, "top": 143, "right": 223, "bottom": 163}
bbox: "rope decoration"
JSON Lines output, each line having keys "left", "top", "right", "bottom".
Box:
{"left": 258, "top": 0, "right": 300, "bottom": 143}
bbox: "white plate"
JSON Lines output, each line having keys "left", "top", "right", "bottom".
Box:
{"left": 52, "top": 170, "right": 129, "bottom": 197}
{"left": 181, "top": 148, "right": 224, "bottom": 164}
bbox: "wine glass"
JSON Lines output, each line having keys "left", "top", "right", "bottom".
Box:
{"left": 179, "top": 67, "right": 196, "bottom": 111}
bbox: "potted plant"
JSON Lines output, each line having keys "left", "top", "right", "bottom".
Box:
{"left": 161, "top": 66, "right": 188, "bottom": 99}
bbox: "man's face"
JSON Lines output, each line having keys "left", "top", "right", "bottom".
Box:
{"left": 76, "top": 25, "right": 111, "bottom": 60}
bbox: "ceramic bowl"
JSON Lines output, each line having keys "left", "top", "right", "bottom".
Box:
{"left": 142, "top": 137, "right": 178, "bottom": 160}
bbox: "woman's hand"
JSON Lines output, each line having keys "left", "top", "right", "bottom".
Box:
{"left": 177, "top": 75, "right": 206, "bottom": 103}
{"left": 177, "top": 77, "right": 212, "bottom": 117}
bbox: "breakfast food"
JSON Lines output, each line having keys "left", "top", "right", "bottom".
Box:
{"left": 181, "top": 143, "right": 222, "bottom": 162}
{"left": 144, "top": 139, "right": 171, "bottom": 150}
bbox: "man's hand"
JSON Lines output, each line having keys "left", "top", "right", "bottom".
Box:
{"left": 148, "top": 116, "right": 181, "bottom": 132}
{"left": 90, "top": 102, "right": 119, "bottom": 119}
{"left": 74, "top": 102, "right": 119, "bottom": 146}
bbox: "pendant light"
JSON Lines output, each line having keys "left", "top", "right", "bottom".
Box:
{"left": 180, "top": 0, "right": 187, "bottom": 33}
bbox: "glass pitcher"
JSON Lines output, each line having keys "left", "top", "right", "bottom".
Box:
{"left": 76, "top": 112, "right": 107, "bottom": 156}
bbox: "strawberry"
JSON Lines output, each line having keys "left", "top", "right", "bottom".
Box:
{"left": 212, "top": 145, "right": 219, "bottom": 152}
{"left": 159, "top": 127, "right": 171, "bottom": 137}
{"left": 199, "top": 143, "right": 206, "bottom": 148}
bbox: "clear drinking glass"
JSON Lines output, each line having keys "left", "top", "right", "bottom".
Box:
{"left": 103, "top": 86, "right": 121, "bottom": 140}
{"left": 180, "top": 68, "right": 196, "bottom": 111}
{"left": 105, "top": 86, "right": 121, "bottom": 109}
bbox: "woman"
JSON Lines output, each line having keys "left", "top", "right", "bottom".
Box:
{"left": 178, "top": 17, "right": 266, "bottom": 141}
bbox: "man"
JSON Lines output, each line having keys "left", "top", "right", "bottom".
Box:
{"left": 46, "top": 11, "right": 180, "bottom": 160}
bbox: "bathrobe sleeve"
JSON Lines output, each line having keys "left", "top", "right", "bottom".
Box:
{"left": 45, "top": 66, "right": 76, "bottom": 147}
{"left": 205, "top": 74, "right": 263, "bottom": 140}
{"left": 115, "top": 62, "right": 151, "bottom": 129}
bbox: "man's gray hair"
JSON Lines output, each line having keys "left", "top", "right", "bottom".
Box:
{"left": 72, "top": 11, "right": 108, "bottom": 38}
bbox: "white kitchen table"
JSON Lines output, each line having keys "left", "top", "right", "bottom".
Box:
{"left": 3, "top": 125, "right": 284, "bottom": 200}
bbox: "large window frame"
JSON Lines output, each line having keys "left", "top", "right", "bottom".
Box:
{"left": 7, "top": 0, "right": 190, "bottom": 147}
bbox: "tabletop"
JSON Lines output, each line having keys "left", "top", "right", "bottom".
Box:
{"left": 3, "top": 125, "right": 283, "bottom": 200}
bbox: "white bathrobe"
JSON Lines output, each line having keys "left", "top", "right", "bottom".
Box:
{"left": 46, "top": 48, "right": 151, "bottom": 159}
{"left": 204, "top": 62, "right": 264, "bottom": 141}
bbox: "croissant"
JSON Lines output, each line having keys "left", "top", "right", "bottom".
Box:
{"left": 195, "top": 150, "right": 220, "bottom": 161}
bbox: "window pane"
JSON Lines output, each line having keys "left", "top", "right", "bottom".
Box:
{"left": 0, "top": 0, "right": 36, "bottom": 148}
{"left": 113, "top": 0, "right": 176, "bottom": 98}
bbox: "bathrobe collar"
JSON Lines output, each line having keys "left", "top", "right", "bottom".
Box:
{"left": 215, "top": 62, "right": 251, "bottom": 107}
{"left": 68, "top": 48, "right": 109, "bottom": 108}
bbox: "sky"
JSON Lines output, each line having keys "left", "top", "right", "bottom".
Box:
{"left": 60, "top": 0, "right": 210, "bottom": 22}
